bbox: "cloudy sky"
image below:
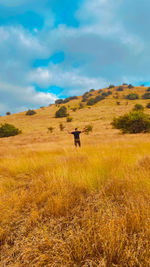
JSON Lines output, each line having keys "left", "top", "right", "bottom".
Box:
{"left": 0, "top": 0, "right": 150, "bottom": 114}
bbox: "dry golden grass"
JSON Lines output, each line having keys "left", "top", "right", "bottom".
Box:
{"left": 0, "top": 86, "right": 150, "bottom": 266}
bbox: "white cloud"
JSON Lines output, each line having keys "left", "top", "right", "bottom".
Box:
{"left": 29, "top": 65, "right": 108, "bottom": 93}
{"left": 0, "top": 81, "right": 56, "bottom": 114}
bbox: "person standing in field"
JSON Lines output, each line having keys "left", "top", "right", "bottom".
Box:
{"left": 68, "top": 128, "right": 86, "bottom": 147}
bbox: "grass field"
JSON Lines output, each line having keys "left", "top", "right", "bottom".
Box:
{"left": 0, "top": 86, "right": 150, "bottom": 266}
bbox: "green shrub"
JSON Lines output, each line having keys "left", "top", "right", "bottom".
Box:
{"left": 128, "top": 84, "right": 134, "bottom": 89}
{"left": 87, "top": 98, "right": 96, "bottom": 106}
{"left": 79, "top": 103, "right": 84, "bottom": 109}
{"left": 117, "top": 86, "right": 123, "bottom": 91}
{"left": 133, "top": 104, "right": 144, "bottom": 111}
{"left": 89, "top": 89, "right": 95, "bottom": 92}
{"left": 55, "top": 106, "right": 67, "bottom": 118}
{"left": 142, "top": 93, "right": 150, "bottom": 99}
{"left": 112, "top": 111, "right": 150, "bottom": 133}
{"left": 0, "top": 123, "right": 21, "bottom": 138}
{"left": 48, "top": 127, "right": 54, "bottom": 133}
{"left": 84, "top": 124, "right": 93, "bottom": 134}
{"left": 71, "top": 107, "right": 77, "bottom": 112}
{"left": 59, "top": 123, "right": 65, "bottom": 131}
{"left": 82, "top": 92, "right": 90, "bottom": 102}
{"left": 125, "top": 93, "right": 139, "bottom": 100}
{"left": 146, "top": 102, "right": 150, "bottom": 109}
{"left": 66, "top": 116, "right": 73, "bottom": 122}
{"left": 108, "top": 85, "right": 115, "bottom": 89}
{"left": 55, "top": 99, "right": 64, "bottom": 104}
{"left": 26, "top": 109, "right": 36, "bottom": 116}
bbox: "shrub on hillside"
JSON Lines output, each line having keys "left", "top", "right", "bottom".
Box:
{"left": 112, "top": 111, "right": 150, "bottom": 133}
{"left": 142, "top": 93, "right": 150, "bottom": 99}
{"left": 128, "top": 84, "right": 134, "bottom": 89}
{"left": 55, "top": 99, "right": 64, "bottom": 104}
{"left": 66, "top": 116, "right": 73, "bottom": 122}
{"left": 48, "top": 127, "right": 54, "bottom": 133}
{"left": 26, "top": 109, "right": 36, "bottom": 116}
{"left": 122, "top": 83, "right": 127, "bottom": 85}
{"left": 117, "top": 86, "right": 123, "bottom": 91}
{"left": 146, "top": 102, "right": 150, "bottom": 109}
{"left": 71, "top": 107, "right": 77, "bottom": 112}
{"left": 59, "top": 123, "right": 65, "bottom": 131}
{"left": 116, "top": 101, "right": 120, "bottom": 105}
{"left": 133, "top": 104, "right": 144, "bottom": 111}
{"left": 84, "top": 124, "right": 93, "bottom": 134}
{"left": 79, "top": 102, "right": 84, "bottom": 109}
{"left": 63, "top": 96, "right": 78, "bottom": 104}
{"left": 89, "top": 89, "right": 95, "bottom": 92}
{"left": 6, "top": 112, "right": 11, "bottom": 115}
{"left": 108, "top": 85, "right": 115, "bottom": 89}
{"left": 82, "top": 92, "right": 90, "bottom": 102}
{"left": 87, "top": 98, "right": 96, "bottom": 106}
{"left": 125, "top": 93, "right": 139, "bottom": 100}
{"left": 0, "top": 123, "right": 21, "bottom": 138}
{"left": 55, "top": 106, "right": 67, "bottom": 118}
{"left": 147, "top": 87, "right": 150, "bottom": 91}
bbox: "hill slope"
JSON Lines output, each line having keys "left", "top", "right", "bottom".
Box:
{"left": 0, "top": 85, "right": 150, "bottom": 266}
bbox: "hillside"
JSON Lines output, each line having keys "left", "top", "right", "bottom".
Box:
{"left": 0, "top": 84, "right": 150, "bottom": 147}
{"left": 0, "top": 85, "right": 150, "bottom": 266}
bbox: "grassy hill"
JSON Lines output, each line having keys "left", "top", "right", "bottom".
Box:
{"left": 0, "top": 85, "right": 150, "bottom": 266}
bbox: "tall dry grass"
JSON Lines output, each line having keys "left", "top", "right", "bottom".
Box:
{"left": 0, "top": 140, "right": 150, "bottom": 266}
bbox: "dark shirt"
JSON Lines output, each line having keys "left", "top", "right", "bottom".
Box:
{"left": 71, "top": 131, "right": 81, "bottom": 140}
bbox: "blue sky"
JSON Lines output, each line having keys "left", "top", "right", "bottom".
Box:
{"left": 0, "top": 0, "right": 150, "bottom": 114}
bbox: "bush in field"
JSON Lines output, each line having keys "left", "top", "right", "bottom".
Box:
{"left": 125, "top": 93, "right": 139, "bottom": 100}
{"left": 146, "top": 102, "right": 150, "bottom": 109}
{"left": 108, "top": 85, "right": 115, "bottom": 89}
{"left": 112, "top": 111, "right": 150, "bottom": 133}
{"left": 89, "top": 89, "right": 95, "bottom": 92}
{"left": 147, "top": 87, "right": 150, "bottom": 91}
{"left": 6, "top": 112, "right": 11, "bottom": 115}
{"left": 87, "top": 98, "right": 96, "bottom": 106}
{"left": 59, "top": 123, "right": 65, "bottom": 131}
{"left": 66, "top": 116, "right": 73, "bottom": 122}
{"left": 84, "top": 124, "right": 93, "bottom": 134}
{"left": 48, "top": 127, "right": 54, "bottom": 133}
{"left": 133, "top": 104, "right": 144, "bottom": 111}
{"left": 55, "top": 99, "right": 64, "bottom": 104}
{"left": 71, "top": 107, "right": 77, "bottom": 112}
{"left": 55, "top": 106, "right": 67, "bottom": 118}
{"left": 0, "top": 123, "right": 21, "bottom": 138}
{"left": 142, "top": 93, "right": 150, "bottom": 99}
{"left": 26, "top": 109, "right": 36, "bottom": 116}
{"left": 117, "top": 86, "right": 123, "bottom": 91}
{"left": 79, "top": 102, "right": 84, "bottom": 109}
{"left": 128, "top": 84, "right": 134, "bottom": 89}
{"left": 116, "top": 101, "right": 120, "bottom": 105}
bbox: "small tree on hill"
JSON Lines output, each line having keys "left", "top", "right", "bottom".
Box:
{"left": 125, "top": 93, "right": 139, "bottom": 100}
{"left": 0, "top": 123, "right": 21, "bottom": 138}
{"left": 66, "top": 116, "right": 73, "bottom": 122}
{"left": 6, "top": 112, "right": 11, "bottom": 115}
{"left": 48, "top": 127, "right": 54, "bottom": 133}
{"left": 84, "top": 124, "right": 93, "bottom": 134}
{"left": 142, "top": 93, "right": 150, "bottom": 99}
{"left": 112, "top": 111, "right": 150, "bottom": 133}
{"left": 128, "top": 84, "right": 134, "bottom": 89}
{"left": 55, "top": 106, "right": 67, "bottom": 118}
{"left": 26, "top": 109, "right": 36, "bottom": 116}
{"left": 146, "top": 102, "right": 150, "bottom": 109}
{"left": 59, "top": 123, "right": 65, "bottom": 131}
{"left": 133, "top": 104, "right": 144, "bottom": 111}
